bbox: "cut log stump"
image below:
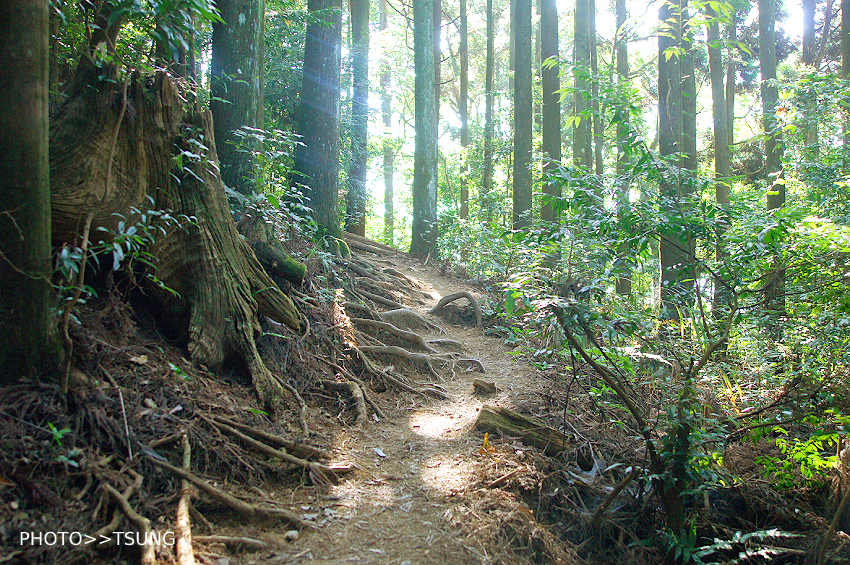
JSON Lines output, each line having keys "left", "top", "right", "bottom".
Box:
{"left": 474, "top": 405, "right": 573, "bottom": 456}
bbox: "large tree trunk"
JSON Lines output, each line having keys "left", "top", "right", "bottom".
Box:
{"left": 294, "top": 0, "right": 343, "bottom": 246}
{"left": 411, "top": 0, "right": 438, "bottom": 256}
{"left": 539, "top": 0, "right": 561, "bottom": 223}
{"left": 0, "top": 0, "right": 63, "bottom": 383}
{"left": 211, "top": 0, "right": 264, "bottom": 195}
{"left": 512, "top": 0, "right": 533, "bottom": 232}
{"left": 345, "top": 0, "right": 369, "bottom": 236}
{"left": 658, "top": 0, "right": 689, "bottom": 321}
{"left": 50, "top": 62, "right": 300, "bottom": 408}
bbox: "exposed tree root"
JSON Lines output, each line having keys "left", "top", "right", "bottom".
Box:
{"left": 102, "top": 483, "right": 156, "bottom": 565}
{"left": 351, "top": 318, "right": 438, "bottom": 353}
{"left": 147, "top": 456, "right": 311, "bottom": 528}
{"left": 427, "top": 338, "right": 465, "bottom": 351}
{"left": 429, "top": 291, "right": 483, "bottom": 328}
{"left": 320, "top": 379, "right": 368, "bottom": 424}
{"left": 378, "top": 308, "right": 443, "bottom": 332}
{"left": 205, "top": 417, "right": 351, "bottom": 484}
{"left": 208, "top": 415, "right": 330, "bottom": 460}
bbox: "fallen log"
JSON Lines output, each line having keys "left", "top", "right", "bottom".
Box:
{"left": 474, "top": 405, "right": 573, "bottom": 456}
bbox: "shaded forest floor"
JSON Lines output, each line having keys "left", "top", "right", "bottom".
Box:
{"left": 1, "top": 239, "right": 848, "bottom": 565}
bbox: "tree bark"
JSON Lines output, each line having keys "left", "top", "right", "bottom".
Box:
{"left": 345, "top": 0, "right": 369, "bottom": 236}
{"left": 411, "top": 0, "right": 438, "bottom": 255}
{"left": 512, "top": 0, "right": 533, "bottom": 232}
{"left": 842, "top": 0, "right": 850, "bottom": 78}
{"left": 540, "top": 0, "right": 561, "bottom": 223}
{"left": 0, "top": 0, "right": 62, "bottom": 383}
{"left": 294, "top": 0, "right": 343, "bottom": 247}
{"left": 725, "top": 12, "right": 736, "bottom": 149}
{"left": 211, "top": 0, "right": 264, "bottom": 195}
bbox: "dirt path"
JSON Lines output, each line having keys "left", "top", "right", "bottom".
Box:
{"left": 221, "top": 253, "right": 551, "bottom": 564}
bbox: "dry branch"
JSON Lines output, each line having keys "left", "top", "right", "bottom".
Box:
{"left": 429, "top": 291, "right": 483, "bottom": 328}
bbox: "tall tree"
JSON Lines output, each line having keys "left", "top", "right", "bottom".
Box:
{"left": 380, "top": 0, "right": 394, "bottom": 243}
{"left": 345, "top": 0, "right": 369, "bottom": 236}
{"left": 412, "top": 0, "right": 438, "bottom": 255}
{"left": 513, "top": 0, "right": 533, "bottom": 231}
{"left": 658, "top": 0, "right": 690, "bottom": 321}
{"left": 540, "top": 0, "right": 561, "bottom": 223}
{"left": 725, "top": 10, "right": 737, "bottom": 148}
{"left": 573, "top": 0, "right": 592, "bottom": 170}
{"left": 589, "top": 0, "right": 604, "bottom": 177}
{"left": 434, "top": 0, "right": 441, "bottom": 130}
{"left": 211, "top": 0, "right": 264, "bottom": 195}
{"left": 482, "top": 0, "right": 495, "bottom": 220}
{"left": 803, "top": 0, "right": 816, "bottom": 65}
{"left": 843, "top": 0, "right": 850, "bottom": 78}
{"left": 0, "top": 0, "right": 62, "bottom": 383}
{"left": 293, "top": 0, "right": 343, "bottom": 245}
{"left": 760, "top": 0, "right": 785, "bottom": 335}
{"left": 459, "top": 0, "right": 469, "bottom": 219}
{"left": 614, "top": 0, "right": 631, "bottom": 295}
{"left": 707, "top": 3, "right": 732, "bottom": 312}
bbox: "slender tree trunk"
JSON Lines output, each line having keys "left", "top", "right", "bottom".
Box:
{"left": 459, "top": 0, "right": 469, "bottom": 219}
{"left": 482, "top": 0, "right": 495, "bottom": 221}
{"left": 0, "top": 0, "right": 62, "bottom": 382}
{"left": 708, "top": 4, "right": 732, "bottom": 313}
{"left": 760, "top": 0, "right": 785, "bottom": 337}
{"left": 412, "top": 0, "right": 439, "bottom": 255}
{"left": 433, "top": 0, "right": 441, "bottom": 132}
{"left": 539, "top": 0, "right": 561, "bottom": 222}
{"left": 589, "top": 0, "right": 603, "bottom": 178}
{"left": 294, "top": 0, "right": 343, "bottom": 245}
{"left": 658, "top": 0, "right": 687, "bottom": 321}
{"left": 513, "top": 0, "right": 533, "bottom": 231}
{"left": 573, "top": 0, "right": 592, "bottom": 170}
{"left": 380, "top": 0, "right": 394, "bottom": 244}
{"left": 211, "top": 0, "right": 264, "bottom": 195}
{"left": 842, "top": 0, "right": 850, "bottom": 78}
{"left": 345, "top": 0, "right": 369, "bottom": 236}
{"left": 725, "top": 12, "right": 736, "bottom": 149}
{"left": 614, "top": 0, "right": 631, "bottom": 295}
{"left": 803, "top": 0, "right": 816, "bottom": 64}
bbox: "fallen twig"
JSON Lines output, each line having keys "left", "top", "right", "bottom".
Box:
{"left": 176, "top": 434, "right": 195, "bottom": 565}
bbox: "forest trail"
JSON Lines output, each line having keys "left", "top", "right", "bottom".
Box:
{"left": 227, "top": 251, "right": 555, "bottom": 565}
